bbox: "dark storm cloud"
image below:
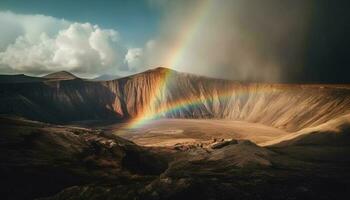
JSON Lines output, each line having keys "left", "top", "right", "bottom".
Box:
{"left": 301, "top": 0, "right": 350, "bottom": 83}
{"left": 214, "top": 0, "right": 350, "bottom": 83}
{"left": 209, "top": 0, "right": 314, "bottom": 82}
{"left": 230, "top": 0, "right": 350, "bottom": 83}
{"left": 144, "top": 0, "right": 349, "bottom": 83}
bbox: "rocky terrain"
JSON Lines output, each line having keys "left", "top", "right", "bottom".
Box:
{"left": 1, "top": 116, "right": 350, "bottom": 200}
{"left": 0, "top": 116, "right": 168, "bottom": 199}
{"left": 1, "top": 67, "right": 350, "bottom": 199}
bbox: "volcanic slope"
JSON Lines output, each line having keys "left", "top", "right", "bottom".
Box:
{"left": 0, "top": 67, "right": 350, "bottom": 132}
{"left": 0, "top": 116, "right": 167, "bottom": 200}
{"left": 263, "top": 114, "right": 350, "bottom": 147}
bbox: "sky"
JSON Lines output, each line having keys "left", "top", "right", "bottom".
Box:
{"left": 0, "top": 0, "right": 349, "bottom": 82}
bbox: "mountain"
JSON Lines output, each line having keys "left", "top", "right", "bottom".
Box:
{"left": 43, "top": 71, "right": 78, "bottom": 80}
{"left": 0, "top": 67, "right": 350, "bottom": 132}
{"left": 2, "top": 76, "right": 350, "bottom": 199}
{"left": 0, "top": 74, "right": 45, "bottom": 83}
{"left": 92, "top": 74, "right": 120, "bottom": 81}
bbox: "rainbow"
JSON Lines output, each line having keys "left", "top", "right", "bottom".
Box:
{"left": 127, "top": 83, "right": 282, "bottom": 129}
{"left": 128, "top": 89, "right": 232, "bottom": 129}
{"left": 125, "top": 0, "right": 213, "bottom": 129}
{"left": 124, "top": 0, "right": 283, "bottom": 129}
{"left": 164, "top": 0, "right": 212, "bottom": 68}
{"left": 123, "top": 0, "right": 282, "bottom": 129}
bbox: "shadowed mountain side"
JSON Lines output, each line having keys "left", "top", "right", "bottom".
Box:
{"left": 0, "top": 79, "right": 123, "bottom": 123}
{"left": 0, "top": 117, "right": 168, "bottom": 200}
{"left": 1, "top": 67, "right": 350, "bottom": 131}
{"left": 0, "top": 74, "right": 46, "bottom": 83}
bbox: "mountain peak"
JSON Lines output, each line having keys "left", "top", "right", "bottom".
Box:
{"left": 154, "top": 66, "right": 172, "bottom": 71}
{"left": 43, "top": 71, "right": 77, "bottom": 80}
{"left": 147, "top": 67, "right": 177, "bottom": 74}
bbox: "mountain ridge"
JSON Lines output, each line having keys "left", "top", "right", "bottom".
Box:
{"left": 0, "top": 74, "right": 45, "bottom": 83}
{"left": 43, "top": 71, "right": 78, "bottom": 80}
{"left": 0, "top": 67, "right": 350, "bottom": 132}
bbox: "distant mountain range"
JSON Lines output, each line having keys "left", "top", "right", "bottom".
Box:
{"left": 0, "top": 74, "right": 45, "bottom": 83}
{"left": 0, "top": 71, "right": 122, "bottom": 83}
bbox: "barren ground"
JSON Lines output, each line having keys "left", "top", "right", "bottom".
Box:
{"left": 99, "top": 119, "right": 290, "bottom": 147}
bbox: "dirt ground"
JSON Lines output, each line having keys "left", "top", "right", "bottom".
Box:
{"left": 100, "top": 119, "right": 290, "bottom": 147}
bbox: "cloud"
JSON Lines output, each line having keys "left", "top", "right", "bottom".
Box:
{"left": 0, "top": 1, "right": 319, "bottom": 82}
{"left": 0, "top": 11, "right": 127, "bottom": 76}
{"left": 0, "top": 11, "right": 69, "bottom": 51}
{"left": 124, "top": 48, "right": 144, "bottom": 71}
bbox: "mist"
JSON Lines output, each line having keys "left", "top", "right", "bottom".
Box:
{"left": 129, "top": 0, "right": 313, "bottom": 82}
{"left": 134, "top": 0, "right": 349, "bottom": 83}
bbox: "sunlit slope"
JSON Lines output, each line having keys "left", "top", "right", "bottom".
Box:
{"left": 112, "top": 68, "right": 350, "bottom": 131}
{"left": 262, "top": 114, "right": 350, "bottom": 147}
{"left": 1, "top": 67, "right": 350, "bottom": 131}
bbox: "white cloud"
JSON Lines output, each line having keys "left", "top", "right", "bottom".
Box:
{"left": 124, "top": 48, "right": 144, "bottom": 70}
{"left": 124, "top": 39, "right": 161, "bottom": 72}
{"left": 0, "top": 11, "right": 69, "bottom": 51}
{"left": 0, "top": 11, "right": 126, "bottom": 76}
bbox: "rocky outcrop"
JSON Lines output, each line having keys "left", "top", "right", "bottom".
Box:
{"left": 2, "top": 116, "right": 350, "bottom": 200}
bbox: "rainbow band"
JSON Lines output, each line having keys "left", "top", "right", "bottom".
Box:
{"left": 126, "top": 1, "right": 212, "bottom": 129}
{"left": 125, "top": 0, "right": 281, "bottom": 129}
{"left": 128, "top": 80, "right": 282, "bottom": 129}
{"left": 164, "top": 0, "right": 211, "bottom": 68}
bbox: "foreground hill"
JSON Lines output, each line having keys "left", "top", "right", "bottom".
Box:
{"left": 0, "top": 116, "right": 167, "bottom": 199}
{"left": 2, "top": 117, "right": 350, "bottom": 200}
{"left": 0, "top": 67, "right": 350, "bottom": 131}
